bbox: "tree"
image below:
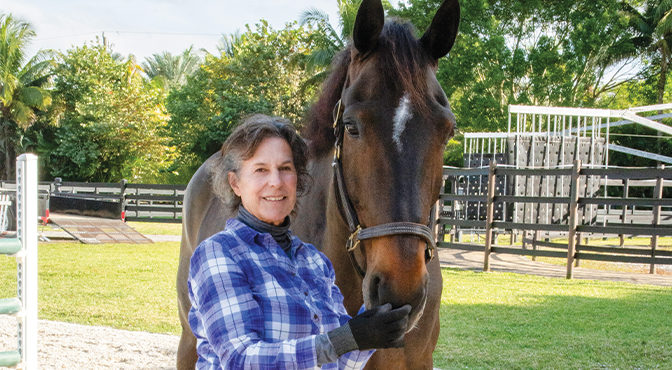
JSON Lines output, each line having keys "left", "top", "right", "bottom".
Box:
{"left": 165, "top": 21, "right": 317, "bottom": 177}
{"left": 299, "top": 0, "right": 394, "bottom": 87}
{"left": 48, "top": 43, "right": 175, "bottom": 182}
{"left": 391, "top": 0, "right": 638, "bottom": 132}
{"left": 142, "top": 46, "right": 202, "bottom": 91}
{"left": 621, "top": 0, "right": 672, "bottom": 105}
{"left": 0, "top": 13, "right": 54, "bottom": 179}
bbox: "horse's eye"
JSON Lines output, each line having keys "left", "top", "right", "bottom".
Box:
{"left": 344, "top": 121, "right": 360, "bottom": 137}
{"left": 435, "top": 94, "right": 449, "bottom": 107}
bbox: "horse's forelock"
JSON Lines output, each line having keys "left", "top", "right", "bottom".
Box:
{"left": 377, "top": 21, "right": 434, "bottom": 119}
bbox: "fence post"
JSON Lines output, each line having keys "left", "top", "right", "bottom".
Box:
{"left": 650, "top": 165, "right": 664, "bottom": 274}
{"left": 483, "top": 160, "right": 497, "bottom": 272}
{"left": 53, "top": 177, "right": 62, "bottom": 193}
{"left": 120, "top": 179, "right": 128, "bottom": 221}
{"left": 620, "top": 178, "right": 629, "bottom": 247}
{"left": 566, "top": 159, "right": 581, "bottom": 279}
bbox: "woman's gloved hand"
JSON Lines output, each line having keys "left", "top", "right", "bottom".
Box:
{"left": 327, "top": 303, "right": 412, "bottom": 356}
{"left": 348, "top": 303, "right": 411, "bottom": 350}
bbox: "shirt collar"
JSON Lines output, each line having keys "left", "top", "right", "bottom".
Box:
{"left": 225, "top": 218, "right": 303, "bottom": 257}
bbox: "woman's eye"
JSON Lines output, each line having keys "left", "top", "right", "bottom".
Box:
{"left": 255, "top": 168, "right": 267, "bottom": 173}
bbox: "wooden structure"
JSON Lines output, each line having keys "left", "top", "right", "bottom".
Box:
{"left": 0, "top": 179, "right": 186, "bottom": 224}
{"left": 48, "top": 213, "right": 152, "bottom": 244}
{"left": 437, "top": 162, "right": 672, "bottom": 278}
{"left": 461, "top": 104, "right": 672, "bottom": 222}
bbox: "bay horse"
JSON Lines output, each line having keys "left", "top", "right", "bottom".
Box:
{"left": 175, "top": 0, "right": 459, "bottom": 368}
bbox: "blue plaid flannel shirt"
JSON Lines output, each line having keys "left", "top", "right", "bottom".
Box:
{"left": 188, "top": 218, "right": 374, "bottom": 369}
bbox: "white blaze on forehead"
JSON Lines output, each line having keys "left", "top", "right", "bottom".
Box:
{"left": 392, "top": 93, "right": 413, "bottom": 152}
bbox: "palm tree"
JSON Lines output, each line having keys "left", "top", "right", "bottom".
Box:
{"left": 299, "top": 0, "right": 363, "bottom": 87}
{"left": 216, "top": 32, "right": 242, "bottom": 58}
{"left": 0, "top": 14, "right": 54, "bottom": 179}
{"left": 142, "top": 46, "right": 202, "bottom": 91}
{"left": 622, "top": 0, "right": 672, "bottom": 104}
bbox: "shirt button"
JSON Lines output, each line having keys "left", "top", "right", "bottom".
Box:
{"left": 304, "top": 291, "right": 308, "bottom": 296}
{"left": 313, "top": 314, "right": 319, "bottom": 320}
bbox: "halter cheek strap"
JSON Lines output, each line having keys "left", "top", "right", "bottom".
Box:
{"left": 331, "top": 99, "right": 436, "bottom": 279}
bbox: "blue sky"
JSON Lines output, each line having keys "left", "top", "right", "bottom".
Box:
{"left": 0, "top": 0, "right": 341, "bottom": 61}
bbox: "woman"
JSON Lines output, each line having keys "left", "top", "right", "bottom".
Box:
{"left": 188, "top": 115, "right": 411, "bottom": 369}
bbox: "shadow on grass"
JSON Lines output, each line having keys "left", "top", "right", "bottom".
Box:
{"left": 434, "top": 269, "right": 672, "bottom": 369}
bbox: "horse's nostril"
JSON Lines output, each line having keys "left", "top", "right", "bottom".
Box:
{"left": 369, "top": 275, "right": 381, "bottom": 305}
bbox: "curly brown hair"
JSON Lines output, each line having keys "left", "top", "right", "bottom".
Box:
{"left": 210, "top": 114, "right": 310, "bottom": 212}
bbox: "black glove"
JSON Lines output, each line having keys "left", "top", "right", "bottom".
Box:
{"left": 348, "top": 303, "right": 411, "bottom": 350}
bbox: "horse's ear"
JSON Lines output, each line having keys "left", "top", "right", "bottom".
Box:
{"left": 419, "top": 0, "right": 460, "bottom": 60}
{"left": 353, "top": 0, "right": 385, "bottom": 54}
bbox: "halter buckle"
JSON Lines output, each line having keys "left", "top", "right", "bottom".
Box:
{"left": 346, "top": 225, "right": 362, "bottom": 252}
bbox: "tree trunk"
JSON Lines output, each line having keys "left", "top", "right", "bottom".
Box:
{"left": 1, "top": 123, "right": 14, "bottom": 181}
{"left": 656, "top": 49, "right": 669, "bottom": 165}
{"left": 657, "top": 49, "right": 668, "bottom": 105}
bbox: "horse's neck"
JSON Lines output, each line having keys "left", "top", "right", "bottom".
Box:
{"left": 293, "top": 153, "right": 337, "bottom": 244}
{"left": 293, "top": 150, "right": 364, "bottom": 314}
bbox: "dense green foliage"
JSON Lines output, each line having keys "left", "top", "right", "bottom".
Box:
{"left": 391, "top": 0, "right": 638, "bottom": 133}
{"left": 46, "top": 44, "right": 175, "bottom": 182}
{"left": 165, "top": 21, "right": 317, "bottom": 177}
{"left": 0, "top": 0, "right": 670, "bottom": 182}
{"left": 142, "top": 46, "right": 202, "bottom": 92}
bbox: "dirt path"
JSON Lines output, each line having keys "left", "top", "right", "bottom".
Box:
{"left": 0, "top": 318, "right": 178, "bottom": 369}
{"left": 438, "top": 248, "right": 672, "bottom": 287}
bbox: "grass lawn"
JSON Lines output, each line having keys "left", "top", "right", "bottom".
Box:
{"left": 0, "top": 241, "right": 671, "bottom": 368}
{"left": 0, "top": 241, "right": 181, "bottom": 334}
{"left": 126, "top": 221, "right": 182, "bottom": 236}
{"left": 436, "top": 268, "right": 672, "bottom": 369}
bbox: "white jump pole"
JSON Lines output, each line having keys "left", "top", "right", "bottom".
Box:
{"left": 0, "top": 154, "right": 38, "bottom": 368}
{"left": 17, "top": 153, "right": 38, "bottom": 369}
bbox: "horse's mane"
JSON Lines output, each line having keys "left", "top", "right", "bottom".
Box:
{"left": 302, "top": 19, "right": 433, "bottom": 158}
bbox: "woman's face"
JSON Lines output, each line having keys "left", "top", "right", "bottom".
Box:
{"left": 228, "top": 137, "right": 298, "bottom": 225}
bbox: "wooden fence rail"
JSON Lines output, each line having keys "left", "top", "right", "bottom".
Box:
{"left": 0, "top": 178, "right": 186, "bottom": 223}
{"left": 437, "top": 161, "right": 672, "bottom": 278}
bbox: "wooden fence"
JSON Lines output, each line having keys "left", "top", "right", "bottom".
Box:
{"left": 0, "top": 178, "right": 186, "bottom": 223}
{"left": 437, "top": 161, "right": 672, "bottom": 278}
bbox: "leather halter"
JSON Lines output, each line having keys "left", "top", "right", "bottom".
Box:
{"left": 331, "top": 99, "right": 436, "bottom": 278}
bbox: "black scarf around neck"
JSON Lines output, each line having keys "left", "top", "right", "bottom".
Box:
{"left": 237, "top": 206, "right": 292, "bottom": 253}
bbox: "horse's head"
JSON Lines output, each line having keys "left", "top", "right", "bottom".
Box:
{"left": 336, "top": 0, "right": 459, "bottom": 329}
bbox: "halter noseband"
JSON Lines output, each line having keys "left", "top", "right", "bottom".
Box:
{"left": 331, "top": 99, "right": 436, "bottom": 278}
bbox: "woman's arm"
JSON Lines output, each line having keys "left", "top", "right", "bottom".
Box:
{"left": 188, "top": 240, "right": 319, "bottom": 369}
{"left": 319, "top": 253, "right": 376, "bottom": 369}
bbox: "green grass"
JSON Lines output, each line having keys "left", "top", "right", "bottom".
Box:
{"left": 1, "top": 241, "right": 671, "bottom": 368}
{"left": 435, "top": 268, "right": 672, "bottom": 369}
{"left": 126, "top": 221, "right": 182, "bottom": 236}
{"left": 0, "top": 242, "right": 181, "bottom": 334}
